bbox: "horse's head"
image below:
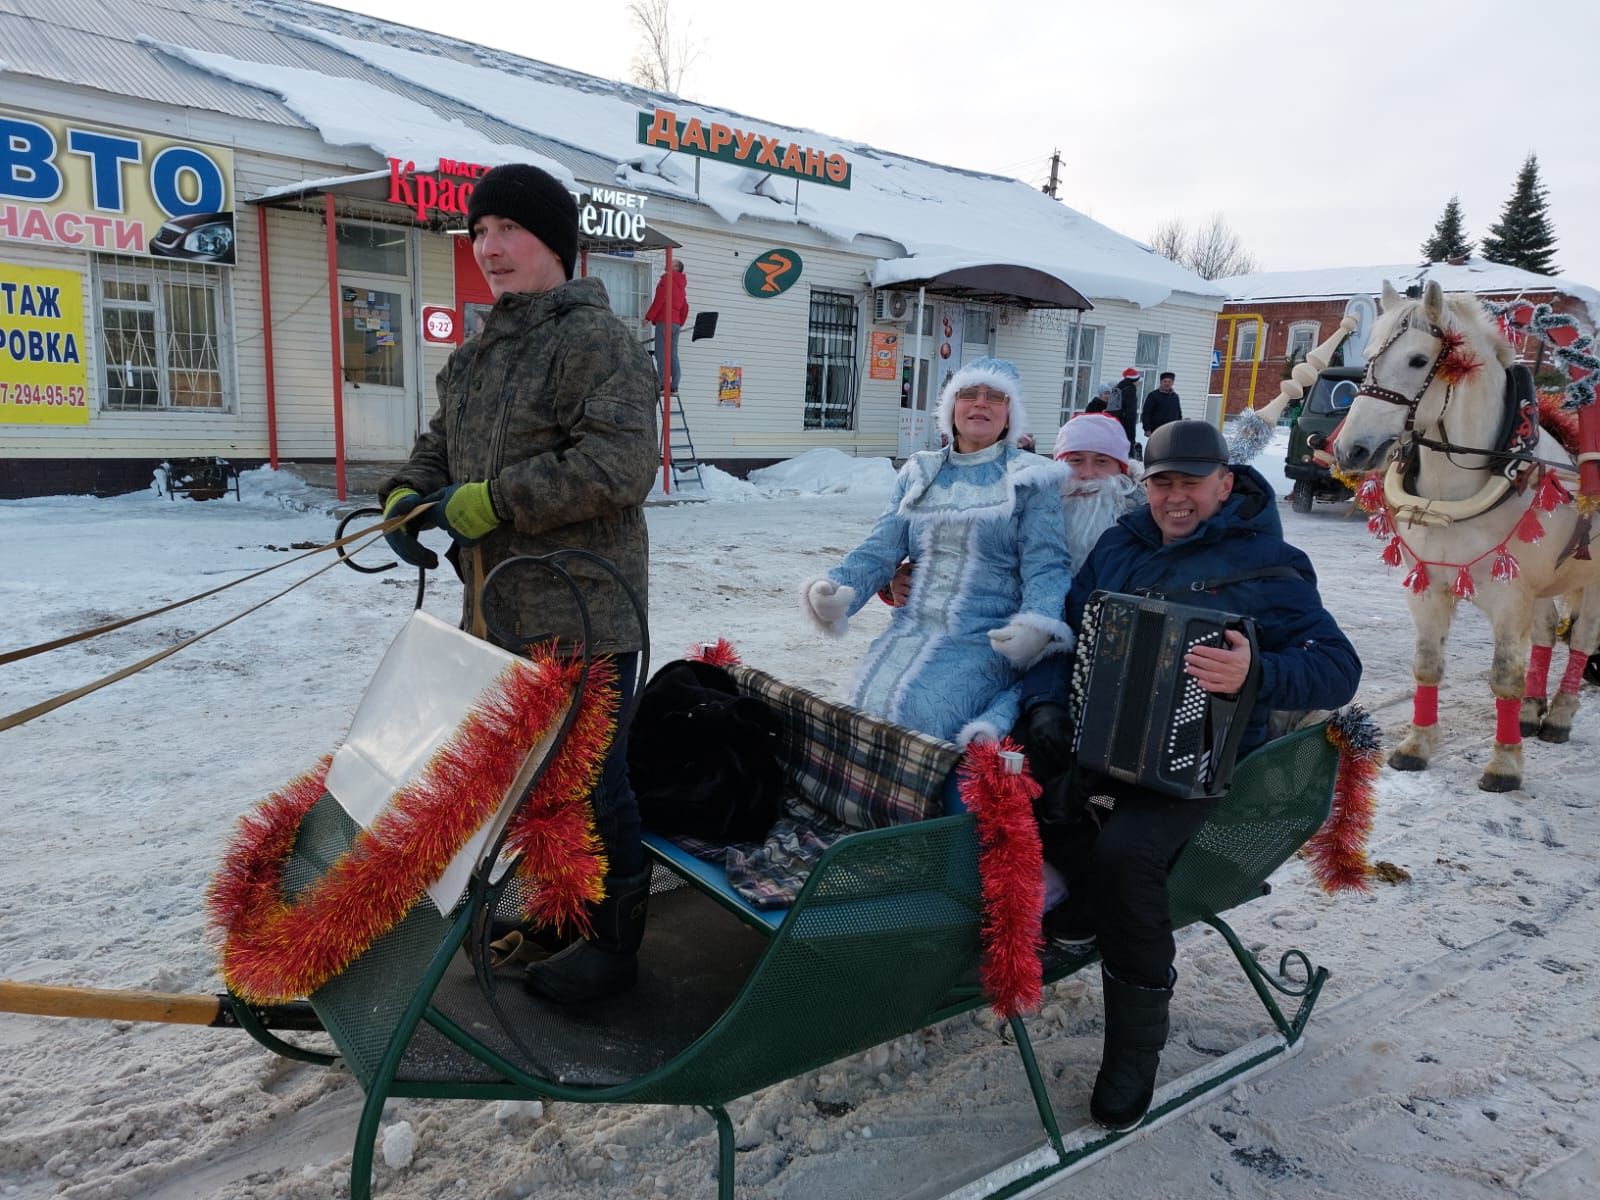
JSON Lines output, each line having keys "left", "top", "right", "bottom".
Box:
{"left": 1332, "top": 279, "right": 1514, "bottom": 473}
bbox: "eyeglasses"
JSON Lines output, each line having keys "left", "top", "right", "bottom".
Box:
{"left": 955, "top": 386, "right": 1009, "bottom": 406}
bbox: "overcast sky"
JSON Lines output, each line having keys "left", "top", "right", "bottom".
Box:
{"left": 324, "top": 0, "right": 1600, "bottom": 286}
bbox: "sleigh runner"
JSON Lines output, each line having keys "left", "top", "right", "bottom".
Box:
{"left": 202, "top": 553, "right": 1370, "bottom": 1200}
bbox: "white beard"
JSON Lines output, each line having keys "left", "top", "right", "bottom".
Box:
{"left": 1060, "top": 472, "right": 1143, "bottom": 570}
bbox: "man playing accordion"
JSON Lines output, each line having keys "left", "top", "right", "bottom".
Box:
{"left": 1016, "top": 420, "right": 1360, "bottom": 1133}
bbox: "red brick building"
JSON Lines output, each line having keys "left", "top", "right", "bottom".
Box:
{"left": 1209, "top": 259, "right": 1600, "bottom": 414}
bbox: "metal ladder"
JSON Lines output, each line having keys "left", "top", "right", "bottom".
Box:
{"left": 662, "top": 392, "right": 705, "bottom": 490}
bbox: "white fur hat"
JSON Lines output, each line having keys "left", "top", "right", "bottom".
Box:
{"left": 936, "top": 357, "right": 1030, "bottom": 447}
{"left": 1052, "top": 412, "right": 1131, "bottom": 469}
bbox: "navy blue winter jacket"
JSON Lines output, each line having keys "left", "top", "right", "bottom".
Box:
{"left": 1021, "top": 465, "right": 1360, "bottom": 753}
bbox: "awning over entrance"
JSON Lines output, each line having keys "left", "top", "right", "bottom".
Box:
{"left": 249, "top": 170, "right": 681, "bottom": 253}
{"left": 870, "top": 257, "right": 1093, "bottom": 311}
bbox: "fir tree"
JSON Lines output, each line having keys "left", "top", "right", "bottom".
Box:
{"left": 1480, "top": 154, "right": 1560, "bottom": 275}
{"left": 1420, "top": 195, "right": 1474, "bottom": 262}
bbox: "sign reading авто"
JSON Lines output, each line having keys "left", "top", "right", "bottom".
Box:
{"left": 638, "top": 108, "right": 851, "bottom": 189}
{"left": 0, "top": 263, "right": 88, "bottom": 426}
{"left": 0, "top": 106, "right": 236, "bottom": 265}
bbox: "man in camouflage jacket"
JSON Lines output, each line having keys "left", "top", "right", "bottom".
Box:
{"left": 379, "top": 164, "right": 658, "bottom": 1004}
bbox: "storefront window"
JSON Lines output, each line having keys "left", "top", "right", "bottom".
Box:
{"left": 94, "top": 257, "right": 230, "bottom": 411}
{"left": 336, "top": 222, "right": 408, "bottom": 276}
{"left": 340, "top": 287, "right": 404, "bottom": 388}
{"left": 804, "top": 289, "right": 859, "bottom": 431}
{"left": 1059, "top": 323, "right": 1103, "bottom": 420}
{"left": 1135, "top": 330, "right": 1168, "bottom": 398}
{"left": 587, "top": 255, "right": 649, "bottom": 324}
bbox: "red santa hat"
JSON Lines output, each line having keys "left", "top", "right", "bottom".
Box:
{"left": 1120, "top": 367, "right": 1141, "bottom": 380}
{"left": 1052, "top": 413, "right": 1131, "bottom": 470}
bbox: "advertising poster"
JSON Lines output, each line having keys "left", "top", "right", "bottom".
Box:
{"left": 717, "top": 362, "right": 743, "bottom": 407}
{"left": 0, "top": 262, "right": 89, "bottom": 426}
{"left": 869, "top": 330, "right": 900, "bottom": 380}
{"left": 0, "top": 105, "right": 236, "bottom": 265}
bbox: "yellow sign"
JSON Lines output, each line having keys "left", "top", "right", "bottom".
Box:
{"left": 718, "top": 362, "right": 743, "bottom": 408}
{"left": 0, "top": 106, "right": 237, "bottom": 265}
{"left": 0, "top": 263, "right": 89, "bottom": 425}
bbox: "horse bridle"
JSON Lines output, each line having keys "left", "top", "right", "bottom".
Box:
{"left": 1357, "top": 310, "right": 1520, "bottom": 469}
{"left": 1357, "top": 310, "right": 1450, "bottom": 422}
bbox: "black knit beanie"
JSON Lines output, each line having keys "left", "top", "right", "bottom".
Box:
{"left": 466, "top": 164, "right": 579, "bottom": 281}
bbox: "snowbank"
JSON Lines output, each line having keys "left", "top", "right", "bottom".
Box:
{"left": 746, "top": 449, "right": 897, "bottom": 497}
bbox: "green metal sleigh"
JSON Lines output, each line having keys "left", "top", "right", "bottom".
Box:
{"left": 233, "top": 684, "right": 1339, "bottom": 1197}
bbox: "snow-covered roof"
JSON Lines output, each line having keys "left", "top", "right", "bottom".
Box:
{"left": 1, "top": 0, "right": 1219, "bottom": 310}
{"left": 1218, "top": 258, "right": 1600, "bottom": 328}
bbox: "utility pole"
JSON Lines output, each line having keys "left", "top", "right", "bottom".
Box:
{"left": 1042, "top": 149, "right": 1061, "bottom": 199}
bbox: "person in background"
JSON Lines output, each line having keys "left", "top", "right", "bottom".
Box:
{"left": 644, "top": 260, "right": 689, "bottom": 394}
{"left": 801, "top": 357, "right": 1071, "bottom": 747}
{"left": 1107, "top": 367, "right": 1141, "bottom": 457}
{"left": 379, "top": 163, "right": 659, "bottom": 1006}
{"left": 1141, "top": 371, "right": 1182, "bottom": 437}
{"left": 1084, "top": 382, "right": 1115, "bottom": 413}
{"left": 1015, "top": 419, "right": 1359, "bottom": 1135}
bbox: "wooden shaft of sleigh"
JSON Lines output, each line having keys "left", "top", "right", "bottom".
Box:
{"left": 0, "top": 980, "right": 322, "bottom": 1031}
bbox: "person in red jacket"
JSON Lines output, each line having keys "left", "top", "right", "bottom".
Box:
{"left": 643, "top": 260, "right": 689, "bottom": 393}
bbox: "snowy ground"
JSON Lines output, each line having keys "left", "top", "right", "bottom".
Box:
{"left": 1, "top": 445, "right": 1596, "bottom": 1200}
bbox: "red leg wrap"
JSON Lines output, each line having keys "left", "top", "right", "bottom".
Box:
{"left": 1524, "top": 643, "right": 1553, "bottom": 698}
{"left": 1413, "top": 685, "right": 1439, "bottom": 727}
{"left": 1559, "top": 648, "right": 1588, "bottom": 695}
{"left": 1496, "top": 696, "right": 1522, "bottom": 744}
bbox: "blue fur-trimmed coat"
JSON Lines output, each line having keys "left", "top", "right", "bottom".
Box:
{"left": 811, "top": 441, "right": 1073, "bottom": 745}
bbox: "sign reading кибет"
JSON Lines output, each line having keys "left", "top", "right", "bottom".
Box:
{"left": 636, "top": 108, "right": 852, "bottom": 189}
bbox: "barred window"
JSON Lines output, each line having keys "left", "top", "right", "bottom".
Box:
{"left": 94, "top": 256, "right": 231, "bottom": 411}
{"left": 804, "top": 289, "right": 859, "bottom": 431}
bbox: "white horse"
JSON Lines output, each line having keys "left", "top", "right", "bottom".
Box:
{"left": 1332, "top": 280, "right": 1600, "bottom": 792}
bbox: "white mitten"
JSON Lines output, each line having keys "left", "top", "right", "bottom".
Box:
{"left": 802, "top": 578, "right": 856, "bottom": 637}
{"left": 987, "top": 621, "right": 1051, "bottom": 668}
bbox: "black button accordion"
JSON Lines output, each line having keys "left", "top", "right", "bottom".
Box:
{"left": 1068, "top": 591, "right": 1260, "bottom": 800}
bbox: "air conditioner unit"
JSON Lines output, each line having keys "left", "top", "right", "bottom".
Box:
{"left": 873, "top": 290, "right": 912, "bottom": 323}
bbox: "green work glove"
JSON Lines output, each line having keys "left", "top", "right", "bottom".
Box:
{"left": 424, "top": 481, "right": 502, "bottom": 547}
{"left": 382, "top": 487, "right": 438, "bottom": 570}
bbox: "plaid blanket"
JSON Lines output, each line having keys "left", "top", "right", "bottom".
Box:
{"left": 668, "top": 667, "right": 960, "bottom": 909}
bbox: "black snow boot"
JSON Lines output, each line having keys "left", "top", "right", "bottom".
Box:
{"left": 523, "top": 869, "right": 651, "bottom": 1005}
{"left": 1090, "top": 965, "right": 1175, "bottom": 1132}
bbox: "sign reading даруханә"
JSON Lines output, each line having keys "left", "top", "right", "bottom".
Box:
{"left": 387, "top": 158, "right": 650, "bottom": 243}
{"left": 0, "top": 106, "right": 236, "bottom": 265}
{"left": 637, "top": 108, "right": 852, "bottom": 190}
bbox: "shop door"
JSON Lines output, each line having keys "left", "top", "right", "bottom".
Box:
{"left": 338, "top": 276, "right": 416, "bottom": 460}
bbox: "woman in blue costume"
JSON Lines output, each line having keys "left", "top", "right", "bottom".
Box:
{"left": 801, "top": 357, "right": 1073, "bottom": 747}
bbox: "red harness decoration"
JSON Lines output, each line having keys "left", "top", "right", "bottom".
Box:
{"left": 209, "top": 649, "right": 616, "bottom": 1005}
{"left": 1354, "top": 464, "right": 1574, "bottom": 597}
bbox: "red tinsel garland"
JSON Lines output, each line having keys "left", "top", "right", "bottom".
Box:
{"left": 208, "top": 650, "right": 615, "bottom": 1004}
{"left": 1303, "top": 720, "right": 1382, "bottom": 894}
{"left": 957, "top": 738, "right": 1045, "bottom": 1019}
{"left": 500, "top": 655, "right": 619, "bottom": 934}
{"left": 689, "top": 638, "right": 743, "bottom": 669}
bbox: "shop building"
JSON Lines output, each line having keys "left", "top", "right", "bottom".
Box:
{"left": 1, "top": 0, "right": 1223, "bottom": 499}
{"left": 1209, "top": 259, "right": 1600, "bottom": 415}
